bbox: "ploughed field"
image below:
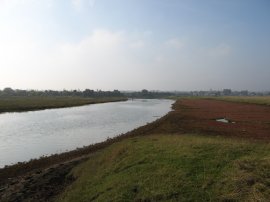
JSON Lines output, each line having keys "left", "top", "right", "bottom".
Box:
{"left": 145, "top": 98, "right": 270, "bottom": 140}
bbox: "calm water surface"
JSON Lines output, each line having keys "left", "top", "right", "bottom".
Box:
{"left": 0, "top": 99, "right": 173, "bottom": 168}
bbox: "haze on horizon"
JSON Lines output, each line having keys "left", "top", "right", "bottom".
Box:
{"left": 0, "top": 0, "right": 269, "bottom": 91}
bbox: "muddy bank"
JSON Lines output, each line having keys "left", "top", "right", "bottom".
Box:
{"left": 0, "top": 158, "right": 86, "bottom": 202}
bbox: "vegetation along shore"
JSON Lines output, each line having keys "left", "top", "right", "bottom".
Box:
{"left": 0, "top": 96, "right": 127, "bottom": 114}
{"left": 0, "top": 97, "right": 270, "bottom": 201}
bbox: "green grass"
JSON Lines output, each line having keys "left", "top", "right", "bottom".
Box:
{"left": 56, "top": 134, "right": 270, "bottom": 202}
{"left": 0, "top": 96, "right": 127, "bottom": 113}
{"left": 210, "top": 96, "right": 270, "bottom": 106}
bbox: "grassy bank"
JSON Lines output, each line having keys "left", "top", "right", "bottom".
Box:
{"left": 0, "top": 96, "right": 127, "bottom": 113}
{"left": 57, "top": 134, "right": 270, "bottom": 202}
{"left": 209, "top": 96, "right": 270, "bottom": 106}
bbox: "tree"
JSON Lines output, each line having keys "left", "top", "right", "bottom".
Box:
{"left": 3, "top": 87, "right": 15, "bottom": 96}
{"left": 83, "top": 89, "right": 94, "bottom": 97}
{"left": 141, "top": 89, "right": 148, "bottom": 95}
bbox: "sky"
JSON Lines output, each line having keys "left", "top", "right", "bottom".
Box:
{"left": 0, "top": 0, "right": 269, "bottom": 91}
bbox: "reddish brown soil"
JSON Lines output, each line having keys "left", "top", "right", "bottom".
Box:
{"left": 148, "top": 99, "right": 270, "bottom": 140}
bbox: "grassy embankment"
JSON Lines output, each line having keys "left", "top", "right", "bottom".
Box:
{"left": 57, "top": 134, "right": 270, "bottom": 202}
{"left": 56, "top": 97, "right": 270, "bottom": 201}
{"left": 210, "top": 96, "right": 270, "bottom": 106}
{"left": 0, "top": 96, "right": 127, "bottom": 113}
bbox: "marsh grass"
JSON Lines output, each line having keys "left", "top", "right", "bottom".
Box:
{"left": 0, "top": 96, "right": 127, "bottom": 113}
{"left": 169, "top": 96, "right": 270, "bottom": 106}
{"left": 57, "top": 134, "right": 270, "bottom": 202}
{"left": 209, "top": 96, "right": 270, "bottom": 106}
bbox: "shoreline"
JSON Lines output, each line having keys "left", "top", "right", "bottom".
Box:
{"left": 0, "top": 106, "right": 174, "bottom": 201}
{"left": 0, "top": 100, "right": 173, "bottom": 181}
{"left": 0, "top": 97, "right": 128, "bottom": 114}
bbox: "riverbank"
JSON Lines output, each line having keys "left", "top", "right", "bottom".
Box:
{"left": 57, "top": 134, "right": 270, "bottom": 202}
{"left": 1, "top": 98, "right": 269, "bottom": 201}
{"left": 0, "top": 96, "right": 127, "bottom": 113}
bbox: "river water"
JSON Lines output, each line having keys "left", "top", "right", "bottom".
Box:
{"left": 0, "top": 99, "right": 173, "bottom": 168}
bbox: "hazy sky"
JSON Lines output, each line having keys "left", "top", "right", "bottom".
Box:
{"left": 0, "top": 0, "right": 269, "bottom": 91}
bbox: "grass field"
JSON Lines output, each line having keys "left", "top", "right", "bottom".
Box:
{"left": 209, "top": 96, "right": 270, "bottom": 105}
{"left": 57, "top": 134, "right": 270, "bottom": 202}
{"left": 0, "top": 96, "right": 127, "bottom": 113}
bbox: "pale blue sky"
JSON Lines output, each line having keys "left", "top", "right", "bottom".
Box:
{"left": 0, "top": 0, "right": 269, "bottom": 91}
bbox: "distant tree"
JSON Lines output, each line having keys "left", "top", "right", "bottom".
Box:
{"left": 83, "top": 89, "right": 94, "bottom": 97}
{"left": 141, "top": 89, "right": 148, "bottom": 95}
{"left": 113, "top": 90, "right": 121, "bottom": 96}
{"left": 3, "top": 87, "right": 15, "bottom": 96}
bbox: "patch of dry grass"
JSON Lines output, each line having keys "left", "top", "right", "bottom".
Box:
{"left": 210, "top": 96, "right": 270, "bottom": 105}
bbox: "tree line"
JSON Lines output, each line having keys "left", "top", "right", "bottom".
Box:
{"left": 0, "top": 88, "right": 175, "bottom": 99}
{"left": 0, "top": 88, "right": 124, "bottom": 98}
{"left": 123, "top": 89, "right": 174, "bottom": 99}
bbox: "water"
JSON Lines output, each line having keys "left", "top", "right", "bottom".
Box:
{"left": 216, "top": 118, "right": 236, "bottom": 124}
{"left": 216, "top": 118, "right": 229, "bottom": 123}
{"left": 0, "top": 99, "right": 173, "bottom": 168}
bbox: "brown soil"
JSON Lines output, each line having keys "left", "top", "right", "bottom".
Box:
{"left": 146, "top": 98, "right": 270, "bottom": 140}
{"left": 1, "top": 98, "right": 269, "bottom": 201}
{"left": 0, "top": 157, "right": 86, "bottom": 202}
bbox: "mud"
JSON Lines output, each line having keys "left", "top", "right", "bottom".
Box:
{"left": 0, "top": 158, "right": 86, "bottom": 202}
